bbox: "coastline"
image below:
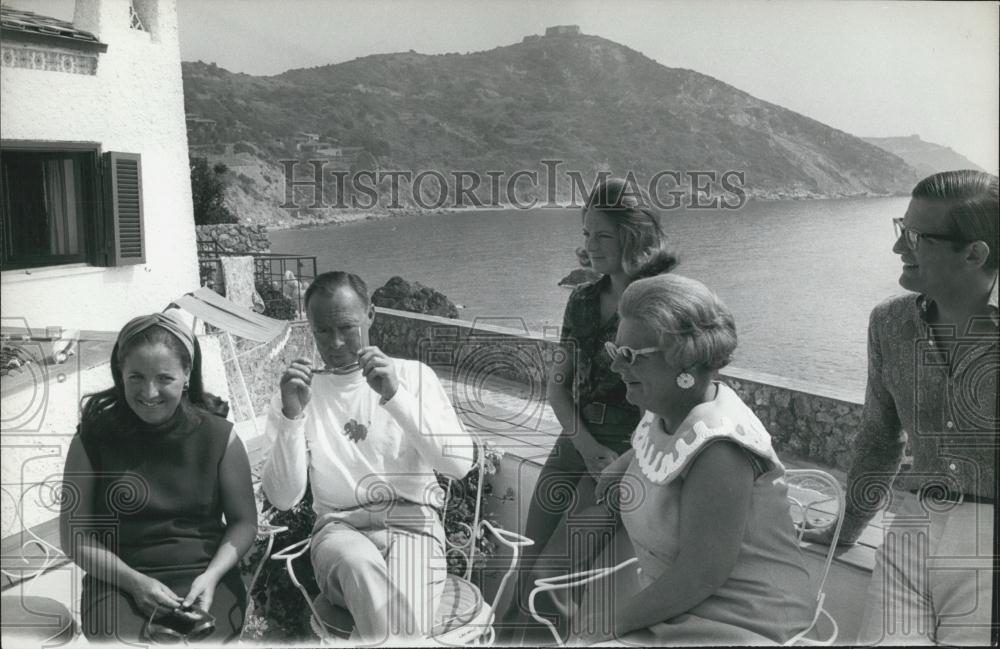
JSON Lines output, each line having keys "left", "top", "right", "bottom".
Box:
{"left": 266, "top": 191, "right": 907, "bottom": 233}
{"left": 272, "top": 204, "right": 516, "bottom": 232}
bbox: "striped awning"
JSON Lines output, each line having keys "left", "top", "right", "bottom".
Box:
{"left": 170, "top": 287, "right": 289, "bottom": 343}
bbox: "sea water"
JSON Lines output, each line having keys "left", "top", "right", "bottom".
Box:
{"left": 270, "top": 197, "right": 909, "bottom": 396}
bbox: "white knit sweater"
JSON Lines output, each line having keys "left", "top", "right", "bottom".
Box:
{"left": 261, "top": 359, "right": 474, "bottom": 515}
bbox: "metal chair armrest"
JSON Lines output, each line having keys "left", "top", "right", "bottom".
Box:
{"left": 479, "top": 520, "right": 533, "bottom": 618}
{"left": 270, "top": 537, "right": 311, "bottom": 562}
{"left": 784, "top": 593, "right": 839, "bottom": 646}
{"left": 259, "top": 522, "right": 290, "bottom": 537}
{"left": 805, "top": 605, "right": 839, "bottom": 646}
{"left": 244, "top": 522, "right": 290, "bottom": 603}
{"left": 269, "top": 537, "right": 335, "bottom": 640}
{"left": 784, "top": 470, "right": 844, "bottom": 646}
{"left": 528, "top": 557, "right": 639, "bottom": 647}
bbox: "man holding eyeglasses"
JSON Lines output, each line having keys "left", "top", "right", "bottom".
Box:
{"left": 806, "top": 170, "right": 997, "bottom": 646}
{"left": 262, "top": 271, "right": 475, "bottom": 644}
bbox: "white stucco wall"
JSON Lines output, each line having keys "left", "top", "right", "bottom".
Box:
{"left": 0, "top": 0, "right": 198, "bottom": 333}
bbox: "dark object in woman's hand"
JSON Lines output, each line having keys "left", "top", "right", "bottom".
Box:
{"left": 144, "top": 604, "right": 215, "bottom": 642}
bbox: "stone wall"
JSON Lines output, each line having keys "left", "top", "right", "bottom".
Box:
{"left": 719, "top": 369, "right": 860, "bottom": 471}
{"left": 370, "top": 309, "right": 560, "bottom": 387}
{"left": 231, "top": 308, "right": 864, "bottom": 472}
{"left": 196, "top": 224, "right": 270, "bottom": 254}
{"left": 371, "top": 308, "right": 863, "bottom": 472}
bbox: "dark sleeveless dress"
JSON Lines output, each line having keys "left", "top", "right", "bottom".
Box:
{"left": 76, "top": 403, "right": 246, "bottom": 642}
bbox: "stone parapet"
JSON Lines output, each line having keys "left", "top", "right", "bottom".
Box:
{"left": 370, "top": 308, "right": 863, "bottom": 472}
{"left": 720, "top": 367, "right": 861, "bottom": 471}
{"left": 196, "top": 224, "right": 270, "bottom": 254}
{"left": 232, "top": 309, "right": 863, "bottom": 472}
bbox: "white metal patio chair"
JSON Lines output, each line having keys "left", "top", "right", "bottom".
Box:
{"left": 238, "top": 520, "right": 288, "bottom": 643}
{"left": 269, "top": 444, "right": 533, "bottom": 646}
{"left": 1, "top": 481, "right": 79, "bottom": 644}
{"left": 528, "top": 468, "right": 844, "bottom": 646}
{"left": 781, "top": 468, "right": 845, "bottom": 646}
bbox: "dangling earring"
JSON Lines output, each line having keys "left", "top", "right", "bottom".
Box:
{"left": 675, "top": 372, "right": 695, "bottom": 389}
{"left": 183, "top": 382, "right": 190, "bottom": 392}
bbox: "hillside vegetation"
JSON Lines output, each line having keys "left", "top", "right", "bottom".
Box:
{"left": 182, "top": 31, "right": 922, "bottom": 226}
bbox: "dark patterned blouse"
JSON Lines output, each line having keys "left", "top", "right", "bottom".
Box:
{"left": 560, "top": 275, "right": 642, "bottom": 450}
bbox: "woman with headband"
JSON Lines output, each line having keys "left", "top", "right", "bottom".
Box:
{"left": 59, "top": 311, "right": 257, "bottom": 642}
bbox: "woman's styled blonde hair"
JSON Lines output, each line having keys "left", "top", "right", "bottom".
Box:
{"left": 619, "top": 274, "right": 737, "bottom": 371}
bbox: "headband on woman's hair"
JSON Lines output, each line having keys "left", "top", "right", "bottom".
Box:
{"left": 116, "top": 312, "right": 196, "bottom": 364}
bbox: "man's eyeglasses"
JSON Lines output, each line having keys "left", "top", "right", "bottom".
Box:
{"left": 893, "top": 218, "right": 965, "bottom": 251}
{"left": 604, "top": 341, "right": 663, "bottom": 364}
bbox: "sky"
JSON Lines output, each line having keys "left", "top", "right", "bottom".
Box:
{"left": 12, "top": 0, "right": 998, "bottom": 173}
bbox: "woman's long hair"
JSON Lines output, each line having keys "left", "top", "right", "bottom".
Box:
{"left": 80, "top": 326, "right": 227, "bottom": 434}
{"left": 576, "top": 177, "right": 678, "bottom": 279}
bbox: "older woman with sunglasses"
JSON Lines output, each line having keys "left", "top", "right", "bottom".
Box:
{"left": 501, "top": 178, "right": 676, "bottom": 641}
{"left": 542, "top": 274, "right": 814, "bottom": 645}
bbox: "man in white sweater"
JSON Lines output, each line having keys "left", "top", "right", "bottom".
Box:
{"left": 262, "top": 271, "right": 474, "bottom": 644}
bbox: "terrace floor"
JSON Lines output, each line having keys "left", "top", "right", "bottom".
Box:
{"left": 2, "top": 365, "right": 894, "bottom": 646}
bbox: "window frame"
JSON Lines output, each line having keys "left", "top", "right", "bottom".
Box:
{"left": 1, "top": 140, "right": 103, "bottom": 271}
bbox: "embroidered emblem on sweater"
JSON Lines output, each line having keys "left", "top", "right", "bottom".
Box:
{"left": 344, "top": 419, "right": 368, "bottom": 443}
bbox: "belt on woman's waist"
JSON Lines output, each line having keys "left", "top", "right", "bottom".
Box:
{"left": 581, "top": 401, "right": 637, "bottom": 426}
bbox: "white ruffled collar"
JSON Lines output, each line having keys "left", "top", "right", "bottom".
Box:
{"left": 631, "top": 383, "right": 782, "bottom": 484}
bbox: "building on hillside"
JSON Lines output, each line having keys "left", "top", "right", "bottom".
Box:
{"left": 185, "top": 112, "right": 218, "bottom": 142}
{"left": 1, "top": 0, "right": 200, "bottom": 332}
{"left": 314, "top": 145, "right": 343, "bottom": 158}
{"left": 544, "top": 25, "right": 580, "bottom": 36}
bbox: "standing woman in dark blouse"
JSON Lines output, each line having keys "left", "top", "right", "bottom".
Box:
{"left": 502, "top": 178, "right": 676, "bottom": 638}
{"left": 59, "top": 312, "right": 257, "bottom": 643}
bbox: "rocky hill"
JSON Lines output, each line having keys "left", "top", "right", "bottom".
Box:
{"left": 863, "top": 135, "right": 985, "bottom": 178}
{"left": 182, "top": 31, "right": 922, "bottom": 226}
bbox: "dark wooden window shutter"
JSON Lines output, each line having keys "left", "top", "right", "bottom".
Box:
{"left": 101, "top": 152, "right": 145, "bottom": 266}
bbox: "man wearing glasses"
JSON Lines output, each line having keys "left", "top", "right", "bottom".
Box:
{"left": 807, "top": 170, "right": 997, "bottom": 645}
